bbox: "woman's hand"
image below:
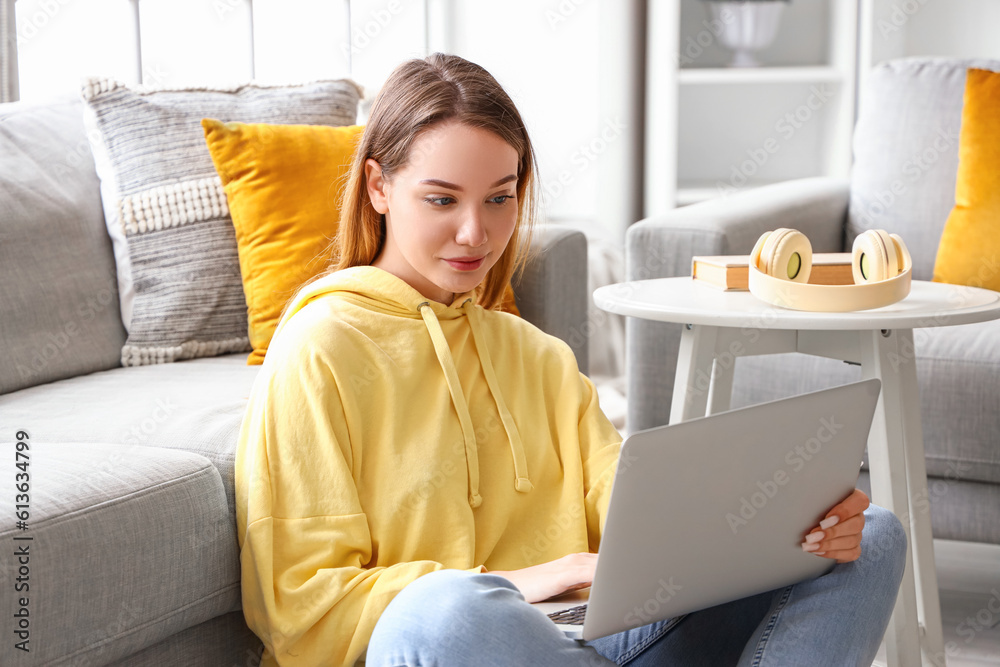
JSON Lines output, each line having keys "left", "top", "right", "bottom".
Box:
{"left": 488, "top": 553, "right": 598, "bottom": 603}
{"left": 801, "top": 488, "right": 871, "bottom": 563}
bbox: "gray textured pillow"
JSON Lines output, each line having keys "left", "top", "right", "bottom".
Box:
{"left": 848, "top": 57, "right": 1000, "bottom": 280}
{"left": 81, "top": 77, "right": 362, "bottom": 366}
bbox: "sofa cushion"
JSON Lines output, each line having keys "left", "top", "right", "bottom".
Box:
{"left": 858, "top": 472, "right": 1000, "bottom": 545}
{"left": 848, "top": 57, "right": 1000, "bottom": 280}
{"left": 0, "top": 442, "right": 239, "bottom": 665}
{"left": 105, "top": 611, "right": 261, "bottom": 667}
{"left": 81, "top": 77, "right": 362, "bottom": 367}
{"left": 0, "top": 95, "right": 126, "bottom": 395}
{"left": 730, "top": 318, "right": 1000, "bottom": 487}
{"left": 0, "top": 353, "right": 259, "bottom": 512}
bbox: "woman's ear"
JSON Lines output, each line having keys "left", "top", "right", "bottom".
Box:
{"left": 365, "top": 158, "right": 390, "bottom": 215}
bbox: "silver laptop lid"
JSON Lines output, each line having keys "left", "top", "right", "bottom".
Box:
{"left": 581, "top": 378, "right": 881, "bottom": 641}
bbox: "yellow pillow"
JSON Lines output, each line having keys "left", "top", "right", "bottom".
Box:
{"left": 203, "top": 119, "right": 363, "bottom": 364}
{"left": 933, "top": 68, "right": 1000, "bottom": 292}
{"left": 203, "top": 119, "right": 520, "bottom": 365}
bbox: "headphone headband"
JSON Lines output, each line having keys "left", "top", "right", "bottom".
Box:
{"left": 748, "top": 229, "right": 912, "bottom": 312}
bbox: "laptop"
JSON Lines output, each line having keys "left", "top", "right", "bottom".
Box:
{"left": 531, "top": 378, "right": 881, "bottom": 641}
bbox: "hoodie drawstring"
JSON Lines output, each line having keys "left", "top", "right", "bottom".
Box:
{"left": 463, "top": 301, "right": 533, "bottom": 494}
{"left": 419, "top": 303, "right": 483, "bottom": 508}
{"left": 418, "top": 300, "right": 532, "bottom": 508}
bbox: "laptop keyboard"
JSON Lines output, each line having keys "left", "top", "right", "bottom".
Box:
{"left": 547, "top": 604, "right": 587, "bottom": 625}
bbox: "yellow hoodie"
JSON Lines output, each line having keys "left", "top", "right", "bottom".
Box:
{"left": 235, "top": 266, "right": 622, "bottom": 667}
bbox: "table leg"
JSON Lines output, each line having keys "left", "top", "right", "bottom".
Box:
{"left": 896, "top": 329, "right": 946, "bottom": 665}
{"left": 669, "top": 324, "right": 717, "bottom": 424}
{"left": 707, "top": 356, "right": 734, "bottom": 416}
{"left": 859, "top": 329, "right": 929, "bottom": 667}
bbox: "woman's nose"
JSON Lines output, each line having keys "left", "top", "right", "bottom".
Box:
{"left": 456, "top": 209, "right": 488, "bottom": 246}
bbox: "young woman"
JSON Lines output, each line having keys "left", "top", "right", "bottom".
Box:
{"left": 235, "top": 53, "right": 907, "bottom": 667}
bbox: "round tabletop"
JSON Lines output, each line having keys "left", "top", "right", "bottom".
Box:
{"left": 593, "top": 278, "right": 1000, "bottom": 330}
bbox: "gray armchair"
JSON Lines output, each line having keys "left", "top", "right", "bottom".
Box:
{"left": 625, "top": 57, "right": 1000, "bottom": 547}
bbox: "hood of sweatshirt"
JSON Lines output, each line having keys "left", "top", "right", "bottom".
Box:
{"left": 272, "top": 266, "right": 533, "bottom": 508}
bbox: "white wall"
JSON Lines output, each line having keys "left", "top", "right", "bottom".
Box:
{"left": 899, "top": 0, "right": 1000, "bottom": 60}
{"left": 865, "top": 0, "right": 1000, "bottom": 67}
{"left": 445, "top": 1, "right": 605, "bottom": 230}
{"left": 14, "top": 0, "right": 137, "bottom": 97}
{"left": 13, "top": 0, "right": 639, "bottom": 243}
{"left": 17, "top": 1, "right": 995, "bottom": 242}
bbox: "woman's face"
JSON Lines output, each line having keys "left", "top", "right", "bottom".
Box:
{"left": 366, "top": 121, "right": 519, "bottom": 304}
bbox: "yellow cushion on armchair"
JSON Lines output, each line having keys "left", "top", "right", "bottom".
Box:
{"left": 933, "top": 68, "right": 1000, "bottom": 292}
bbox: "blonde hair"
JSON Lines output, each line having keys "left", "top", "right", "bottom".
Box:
{"left": 320, "top": 53, "right": 538, "bottom": 310}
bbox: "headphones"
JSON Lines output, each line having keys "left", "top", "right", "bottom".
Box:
{"left": 748, "top": 228, "right": 912, "bottom": 312}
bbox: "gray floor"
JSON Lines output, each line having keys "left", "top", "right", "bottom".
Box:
{"left": 872, "top": 540, "right": 1000, "bottom": 667}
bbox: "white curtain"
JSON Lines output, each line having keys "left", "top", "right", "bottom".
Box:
{"left": 0, "top": 0, "right": 17, "bottom": 102}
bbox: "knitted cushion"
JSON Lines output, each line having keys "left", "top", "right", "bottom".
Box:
{"left": 81, "top": 77, "right": 362, "bottom": 366}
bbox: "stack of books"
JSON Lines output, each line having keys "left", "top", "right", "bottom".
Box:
{"left": 692, "top": 253, "right": 855, "bottom": 291}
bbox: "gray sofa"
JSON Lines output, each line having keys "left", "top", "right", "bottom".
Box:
{"left": 626, "top": 57, "right": 1000, "bottom": 548}
{"left": 0, "top": 94, "right": 589, "bottom": 666}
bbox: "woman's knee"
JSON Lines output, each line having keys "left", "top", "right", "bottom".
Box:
{"left": 862, "top": 504, "right": 908, "bottom": 581}
{"left": 369, "top": 570, "right": 524, "bottom": 652}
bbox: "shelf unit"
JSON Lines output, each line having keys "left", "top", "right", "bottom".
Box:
{"left": 677, "top": 65, "right": 844, "bottom": 85}
{"left": 645, "top": 0, "right": 860, "bottom": 215}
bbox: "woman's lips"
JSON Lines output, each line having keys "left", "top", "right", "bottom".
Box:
{"left": 444, "top": 256, "right": 486, "bottom": 271}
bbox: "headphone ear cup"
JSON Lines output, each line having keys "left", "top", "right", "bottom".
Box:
{"left": 751, "top": 231, "right": 772, "bottom": 271}
{"left": 759, "top": 229, "right": 786, "bottom": 276}
{"left": 852, "top": 230, "right": 895, "bottom": 283}
{"left": 763, "top": 228, "right": 813, "bottom": 283}
{"left": 876, "top": 230, "right": 899, "bottom": 278}
{"left": 889, "top": 233, "right": 910, "bottom": 274}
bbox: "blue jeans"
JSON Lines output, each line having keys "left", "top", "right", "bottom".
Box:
{"left": 367, "top": 505, "right": 907, "bottom": 666}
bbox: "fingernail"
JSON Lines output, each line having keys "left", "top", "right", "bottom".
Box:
{"left": 805, "top": 531, "right": 824, "bottom": 544}
{"left": 801, "top": 542, "right": 820, "bottom": 552}
{"left": 815, "top": 552, "right": 826, "bottom": 555}
{"left": 820, "top": 516, "right": 840, "bottom": 530}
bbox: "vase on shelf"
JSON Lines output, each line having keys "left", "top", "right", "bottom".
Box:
{"left": 702, "top": 0, "right": 789, "bottom": 68}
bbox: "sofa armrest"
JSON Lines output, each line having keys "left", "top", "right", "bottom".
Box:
{"left": 625, "top": 177, "right": 851, "bottom": 432}
{"left": 514, "top": 224, "right": 589, "bottom": 375}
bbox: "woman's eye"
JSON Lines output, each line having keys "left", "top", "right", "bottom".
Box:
{"left": 490, "top": 195, "right": 513, "bottom": 205}
{"left": 425, "top": 196, "right": 455, "bottom": 206}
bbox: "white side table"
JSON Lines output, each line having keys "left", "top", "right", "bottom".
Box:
{"left": 594, "top": 278, "right": 1000, "bottom": 667}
